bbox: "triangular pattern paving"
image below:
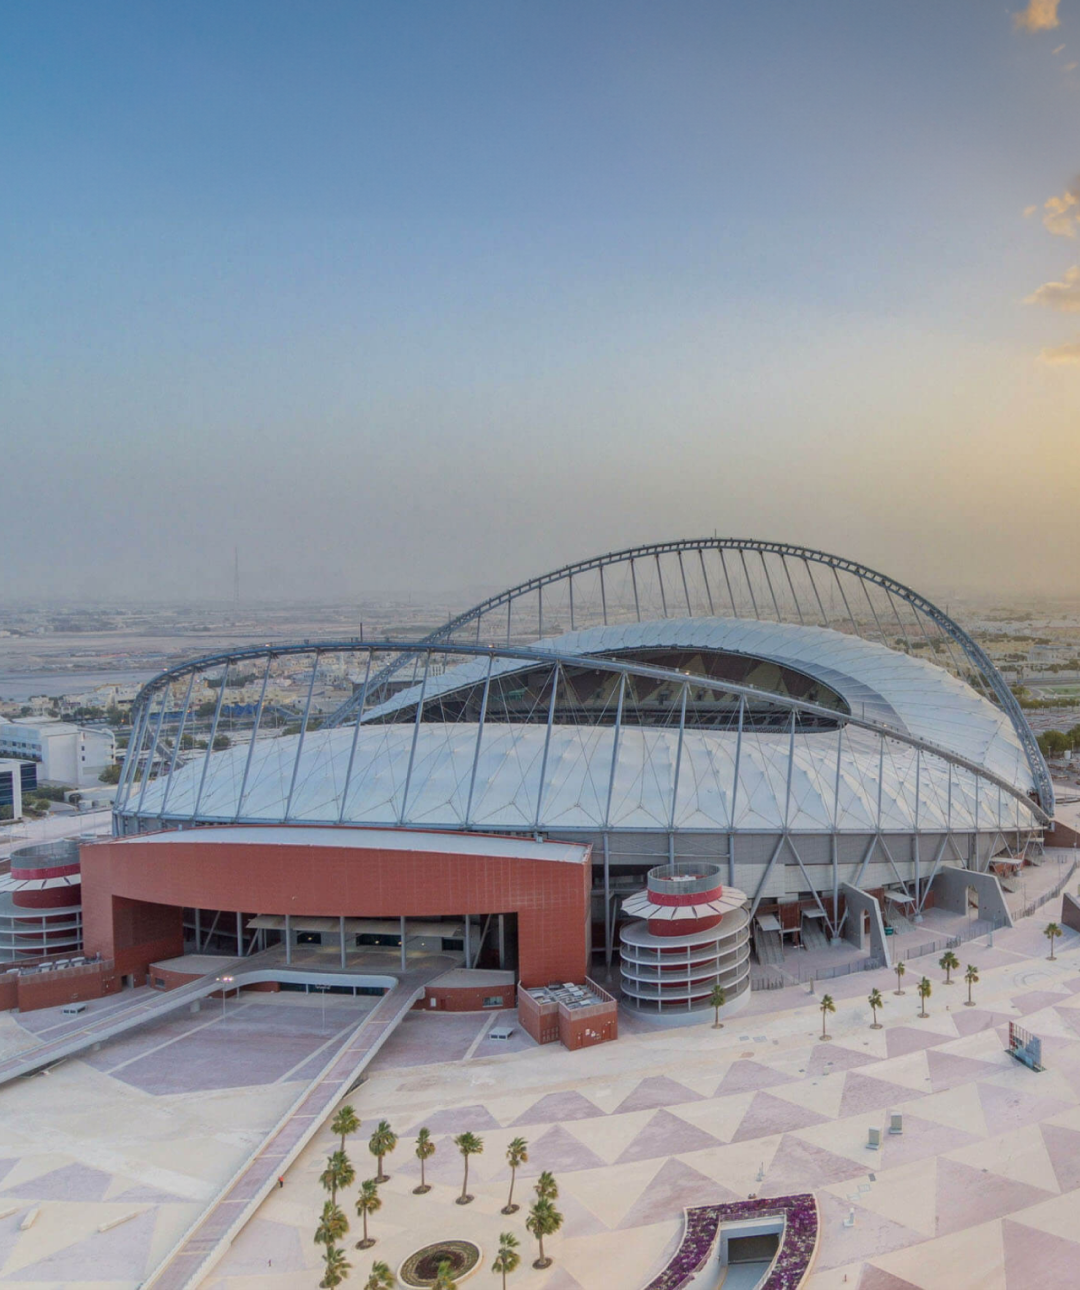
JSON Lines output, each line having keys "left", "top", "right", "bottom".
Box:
{"left": 857, "top": 1267, "right": 928, "bottom": 1290}
{"left": 814, "top": 1190, "right": 928, "bottom": 1272}
{"left": 838, "top": 1071, "right": 921, "bottom": 1117}
{"left": 713, "top": 1058, "right": 795, "bottom": 1094}
{"left": 1002, "top": 1217, "right": 1080, "bottom": 1289}
{"left": 616, "top": 1158, "right": 742, "bottom": 1229}
{"left": 615, "top": 1109, "right": 721, "bottom": 1163}
{"left": 885, "top": 1026, "right": 955, "bottom": 1059}
{"left": 881, "top": 1115, "right": 980, "bottom": 1168}
{"left": 760, "top": 1134, "right": 867, "bottom": 1193}
{"left": 730, "top": 1090, "right": 829, "bottom": 1141}
{"left": 951, "top": 1009, "right": 1016, "bottom": 1038}
{"left": 511, "top": 1090, "right": 605, "bottom": 1126}
{"left": 976, "top": 1082, "right": 1072, "bottom": 1136}
{"left": 805, "top": 1042, "right": 880, "bottom": 1079}
{"left": 9, "top": 1207, "right": 158, "bottom": 1282}
{"left": 0, "top": 1162, "right": 115, "bottom": 1203}
{"left": 1040, "top": 1122, "right": 1080, "bottom": 1194}
{"left": 613, "top": 1075, "right": 704, "bottom": 1114}
{"left": 925, "top": 1048, "right": 1003, "bottom": 1093}
{"left": 406, "top": 1104, "right": 502, "bottom": 1135}
{"left": 934, "top": 1157, "right": 1054, "bottom": 1236}
{"left": 505, "top": 1124, "right": 608, "bottom": 1175}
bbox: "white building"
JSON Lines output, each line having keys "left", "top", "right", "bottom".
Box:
{"left": 0, "top": 758, "right": 36, "bottom": 819}
{"left": 0, "top": 719, "right": 115, "bottom": 788}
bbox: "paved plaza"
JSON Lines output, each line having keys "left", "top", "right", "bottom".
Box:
{"left": 0, "top": 871, "right": 1079, "bottom": 1287}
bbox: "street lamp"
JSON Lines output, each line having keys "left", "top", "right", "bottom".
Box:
{"left": 219, "top": 974, "right": 234, "bottom": 1021}
{"left": 313, "top": 983, "right": 328, "bottom": 1032}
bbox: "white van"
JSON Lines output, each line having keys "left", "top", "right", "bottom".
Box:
{"left": 61, "top": 1003, "right": 87, "bottom": 1016}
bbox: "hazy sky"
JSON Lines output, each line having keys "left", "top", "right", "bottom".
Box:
{"left": 3, "top": 1, "right": 1079, "bottom": 605}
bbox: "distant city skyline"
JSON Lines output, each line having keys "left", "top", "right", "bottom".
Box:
{"left": 2, "top": 2, "right": 1079, "bottom": 603}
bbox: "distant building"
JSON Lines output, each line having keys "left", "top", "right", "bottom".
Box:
{"left": 0, "top": 758, "right": 37, "bottom": 819}
{"left": 0, "top": 719, "right": 115, "bottom": 788}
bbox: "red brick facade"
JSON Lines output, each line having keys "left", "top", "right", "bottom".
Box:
{"left": 80, "top": 828, "right": 592, "bottom": 989}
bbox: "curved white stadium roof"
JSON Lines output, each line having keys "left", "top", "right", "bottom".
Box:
{"left": 136, "top": 618, "right": 1040, "bottom": 836}
{"left": 368, "top": 618, "right": 1034, "bottom": 795}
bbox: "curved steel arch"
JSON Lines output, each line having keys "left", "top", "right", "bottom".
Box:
{"left": 116, "top": 639, "right": 1050, "bottom": 829}
{"left": 320, "top": 538, "right": 1053, "bottom": 815}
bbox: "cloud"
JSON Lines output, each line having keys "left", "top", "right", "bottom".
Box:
{"left": 1031, "top": 181, "right": 1080, "bottom": 237}
{"left": 1054, "top": 42, "right": 1067, "bottom": 53}
{"left": 1014, "top": 0, "right": 1062, "bottom": 31}
{"left": 1067, "top": 61, "right": 1079, "bottom": 69}
{"left": 1038, "top": 338, "right": 1080, "bottom": 363}
{"left": 1027, "top": 265, "right": 1080, "bottom": 309}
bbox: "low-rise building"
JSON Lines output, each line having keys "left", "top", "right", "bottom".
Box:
{"left": 0, "top": 720, "right": 115, "bottom": 788}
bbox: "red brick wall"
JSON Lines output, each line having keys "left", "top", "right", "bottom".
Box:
{"left": 11, "top": 961, "right": 119, "bottom": 1012}
{"left": 559, "top": 1002, "right": 618, "bottom": 1050}
{"left": 0, "top": 975, "right": 17, "bottom": 1011}
{"left": 418, "top": 982, "right": 517, "bottom": 1012}
{"left": 517, "top": 988, "right": 559, "bottom": 1044}
{"left": 81, "top": 831, "right": 591, "bottom": 989}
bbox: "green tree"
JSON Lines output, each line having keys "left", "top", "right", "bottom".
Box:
{"left": 503, "top": 1137, "right": 528, "bottom": 1214}
{"left": 492, "top": 1231, "right": 521, "bottom": 1289}
{"left": 314, "top": 1200, "right": 349, "bottom": 1248}
{"left": 211, "top": 733, "right": 231, "bottom": 750}
{"left": 98, "top": 763, "right": 122, "bottom": 784}
{"left": 894, "top": 960, "right": 906, "bottom": 995}
{"left": 819, "top": 993, "right": 835, "bottom": 1040}
{"left": 708, "top": 982, "right": 726, "bottom": 1029}
{"left": 364, "top": 1262, "right": 395, "bottom": 1290}
{"left": 355, "top": 1178, "right": 381, "bottom": 1249}
{"left": 414, "top": 1127, "right": 435, "bottom": 1195}
{"left": 368, "top": 1120, "right": 398, "bottom": 1183}
{"left": 917, "top": 976, "right": 932, "bottom": 1018}
{"left": 320, "top": 1245, "right": 352, "bottom": 1289}
{"left": 964, "top": 963, "right": 979, "bottom": 1007}
{"left": 526, "top": 1197, "right": 563, "bottom": 1269}
{"left": 534, "top": 1170, "right": 558, "bottom": 1203}
{"left": 320, "top": 1150, "right": 355, "bottom": 1206}
{"left": 1046, "top": 922, "right": 1063, "bottom": 960}
{"left": 332, "top": 1105, "right": 360, "bottom": 1155}
{"left": 868, "top": 988, "right": 884, "bottom": 1029}
{"left": 433, "top": 1260, "right": 457, "bottom": 1290}
{"left": 939, "top": 950, "right": 960, "bottom": 984}
{"left": 454, "top": 1131, "right": 484, "bottom": 1205}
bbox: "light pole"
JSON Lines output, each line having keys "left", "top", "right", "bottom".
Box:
{"left": 219, "top": 975, "right": 233, "bottom": 1021}
{"left": 313, "top": 983, "right": 328, "bottom": 1032}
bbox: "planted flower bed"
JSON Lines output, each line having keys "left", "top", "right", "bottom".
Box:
{"left": 642, "top": 1193, "right": 818, "bottom": 1290}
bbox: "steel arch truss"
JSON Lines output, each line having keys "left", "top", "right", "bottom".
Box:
{"left": 319, "top": 538, "right": 1053, "bottom": 817}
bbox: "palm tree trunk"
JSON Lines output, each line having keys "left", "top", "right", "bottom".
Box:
{"left": 507, "top": 1168, "right": 515, "bottom": 1211}
{"left": 420, "top": 1157, "right": 426, "bottom": 1189}
{"left": 538, "top": 1233, "right": 545, "bottom": 1264}
{"left": 462, "top": 1156, "right": 469, "bottom": 1201}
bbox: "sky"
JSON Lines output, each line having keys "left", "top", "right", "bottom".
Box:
{"left": 2, "top": 0, "right": 1080, "bottom": 605}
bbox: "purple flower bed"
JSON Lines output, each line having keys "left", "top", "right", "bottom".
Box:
{"left": 642, "top": 1193, "right": 818, "bottom": 1290}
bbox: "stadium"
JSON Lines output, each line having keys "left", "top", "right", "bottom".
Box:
{"left": 101, "top": 539, "right": 1050, "bottom": 1005}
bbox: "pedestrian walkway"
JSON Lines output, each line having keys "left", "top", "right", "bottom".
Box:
{"left": 142, "top": 962, "right": 444, "bottom": 1289}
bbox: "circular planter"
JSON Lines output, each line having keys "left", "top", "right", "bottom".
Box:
{"left": 399, "top": 1240, "right": 482, "bottom": 1287}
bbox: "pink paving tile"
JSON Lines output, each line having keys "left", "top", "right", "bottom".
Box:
{"left": 857, "top": 1267, "right": 927, "bottom": 1290}
{"left": 881, "top": 1115, "right": 980, "bottom": 1167}
{"left": 924, "top": 1048, "right": 1004, "bottom": 1093}
{"left": 815, "top": 1191, "right": 927, "bottom": 1272}
{"left": 976, "top": 1082, "right": 1073, "bottom": 1136}
{"left": 504, "top": 1123, "right": 608, "bottom": 1175}
{"left": 404, "top": 1104, "right": 502, "bottom": 1135}
{"left": 934, "top": 1157, "right": 1055, "bottom": 1236}
{"left": 110, "top": 1182, "right": 190, "bottom": 1203}
{"left": 615, "top": 1109, "right": 722, "bottom": 1163}
{"left": 1009, "top": 989, "right": 1073, "bottom": 1016}
{"left": 713, "top": 1058, "right": 796, "bottom": 1094}
{"left": 730, "top": 1090, "right": 830, "bottom": 1142}
{"left": 214, "top": 1217, "right": 308, "bottom": 1275}
{"left": 1040, "top": 1123, "right": 1080, "bottom": 1193}
{"left": 0, "top": 1162, "right": 115, "bottom": 1202}
{"left": 1003, "top": 1216, "right": 1080, "bottom": 1288}
{"left": 1052, "top": 1006, "right": 1080, "bottom": 1041}
{"left": 950, "top": 1008, "right": 1016, "bottom": 1038}
{"left": 838, "top": 1071, "right": 923, "bottom": 1117}
{"left": 884, "top": 1026, "right": 955, "bottom": 1058}
{"left": 541, "top": 1271, "right": 588, "bottom": 1290}
{"left": 613, "top": 1075, "right": 704, "bottom": 1113}
{"left": 13, "top": 1206, "right": 158, "bottom": 1282}
{"left": 804, "top": 1043, "right": 880, "bottom": 1079}
{"left": 759, "top": 1134, "right": 867, "bottom": 1193}
{"left": 616, "top": 1158, "right": 742, "bottom": 1229}
{"left": 511, "top": 1090, "right": 605, "bottom": 1126}
{"left": 554, "top": 1192, "right": 610, "bottom": 1238}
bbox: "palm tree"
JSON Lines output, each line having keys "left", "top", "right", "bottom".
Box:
{"left": 365, "top": 1260, "right": 395, "bottom": 1290}
{"left": 332, "top": 1104, "right": 360, "bottom": 1155}
{"left": 503, "top": 1137, "right": 528, "bottom": 1214}
{"left": 894, "top": 960, "right": 906, "bottom": 995}
{"left": 433, "top": 1260, "right": 457, "bottom": 1290}
{"left": 709, "top": 981, "right": 726, "bottom": 1028}
{"left": 939, "top": 950, "right": 960, "bottom": 984}
{"left": 526, "top": 1197, "right": 563, "bottom": 1269}
{"left": 320, "top": 1150, "right": 356, "bottom": 1206}
{"left": 917, "top": 976, "right": 932, "bottom": 1018}
{"left": 1046, "top": 922, "right": 1063, "bottom": 961}
{"left": 819, "top": 993, "right": 835, "bottom": 1040}
{"left": 368, "top": 1121, "right": 398, "bottom": 1183}
{"left": 492, "top": 1231, "right": 521, "bottom": 1289}
{"left": 355, "top": 1178, "right": 381, "bottom": 1249}
{"left": 867, "top": 988, "right": 884, "bottom": 1029}
{"left": 534, "top": 1170, "right": 558, "bottom": 1202}
{"left": 964, "top": 963, "right": 979, "bottom": 1007}
{"left": 414, "top": 1127, "right": 436, "bottom": 1195}
{"left": 320, "top": 1245, "right": 352, "bottom": 1289}
{"left": 314, "top": 1200, "right": 349, "bottom": 1248}
{"left": 454, "top": 1131, "right": 484, "bottom": 1205}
